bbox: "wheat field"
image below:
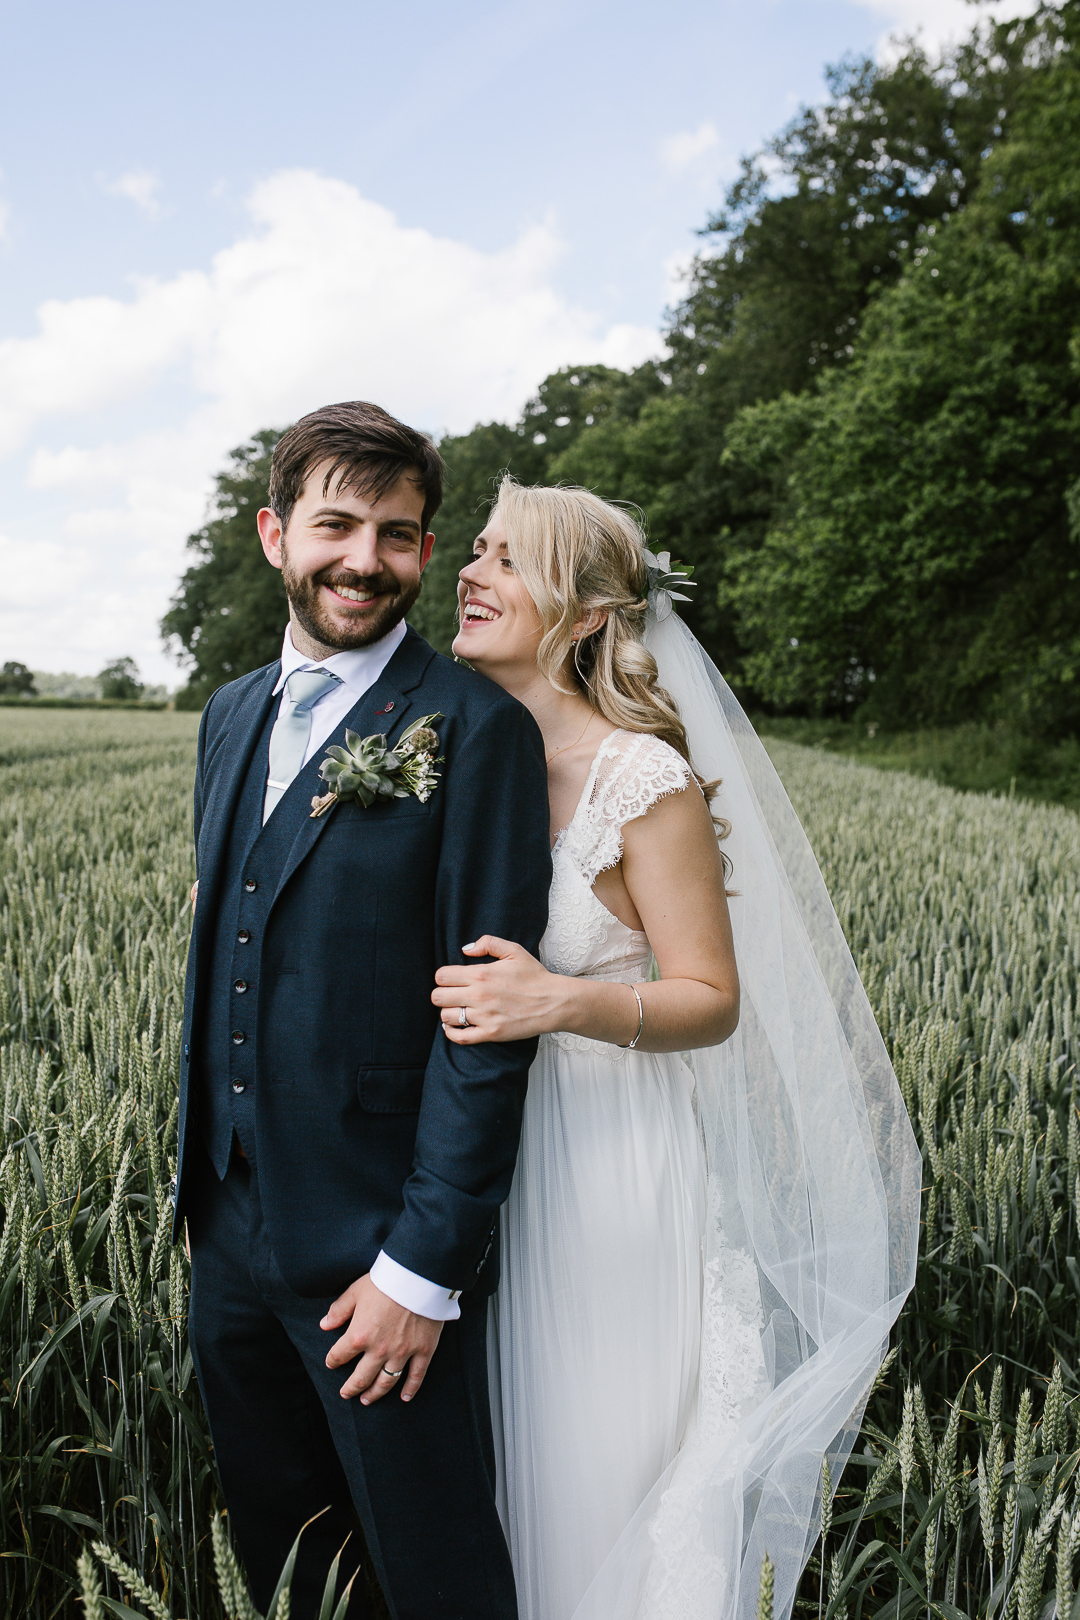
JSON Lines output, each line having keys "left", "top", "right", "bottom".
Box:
{"left": 1, "top": 712, "right": 1078, "bottom": 1619}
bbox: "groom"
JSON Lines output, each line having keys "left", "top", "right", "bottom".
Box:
{"left": 173, "top": 401, "right": 551, "bottom": 1618}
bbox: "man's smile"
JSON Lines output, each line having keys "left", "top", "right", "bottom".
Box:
{"left": 325, "top": 582, "right": 379, "bottom": 605}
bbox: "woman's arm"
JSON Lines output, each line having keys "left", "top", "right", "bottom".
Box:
{"left": 432, "top": 784, "right": 738, "bottom": 1053}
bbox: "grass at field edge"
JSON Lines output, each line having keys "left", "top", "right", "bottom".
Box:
{"left": 755, "top": 716, "right": 1080, "bottom": 812}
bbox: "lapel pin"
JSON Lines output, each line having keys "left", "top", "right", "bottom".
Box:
{"left": 375, "top": 702, "right": 394, "bottom": 714}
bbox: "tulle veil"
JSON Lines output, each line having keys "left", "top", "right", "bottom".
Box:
{"left": 569, "top": 606, "right": 922, "bottom": 1620}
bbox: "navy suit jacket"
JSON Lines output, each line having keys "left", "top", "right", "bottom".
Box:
{"left": 173, "top": 627, "right": 551, "bottom": 1297}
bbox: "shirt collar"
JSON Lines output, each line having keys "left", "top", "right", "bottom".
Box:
{"left": 272, "top": 619, "right": 408, "bottom": 696}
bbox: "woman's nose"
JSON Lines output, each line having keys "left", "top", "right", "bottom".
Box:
{"left": 459, "top": 556, "right": 484, "bottom": 588}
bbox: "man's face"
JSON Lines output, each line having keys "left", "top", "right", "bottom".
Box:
{"left": 257, "top": 463, "right": 435, "bottom": 656}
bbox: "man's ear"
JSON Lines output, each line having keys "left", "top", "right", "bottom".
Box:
{"left": 257, "top": 507, "right": 284, "bottom": 571}
{"left": 419, "top": 531, "right": 436, "bottom": 572}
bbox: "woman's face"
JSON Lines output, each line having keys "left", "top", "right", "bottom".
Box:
{"left": 452, "top": 511, "right": 544, "bottom": 680}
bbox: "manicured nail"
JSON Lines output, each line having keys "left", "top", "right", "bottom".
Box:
{"left": 463, "top": 942, "right": 476, "bottom": 950}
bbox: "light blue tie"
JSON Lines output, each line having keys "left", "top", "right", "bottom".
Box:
{"left": 263, "top": 667, "right": 342, "bottom": 823}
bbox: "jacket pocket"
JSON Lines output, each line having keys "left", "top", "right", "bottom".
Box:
{"left": 357, "top": 1066, "right": 426, "bottom": 1113}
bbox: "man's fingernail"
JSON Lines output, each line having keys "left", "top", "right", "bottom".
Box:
{"left": 360, "top": 1397, "right": 369, "bottom": 1406}
{"left": 402, "top": 1394, "right": 411, "bottom": 1402}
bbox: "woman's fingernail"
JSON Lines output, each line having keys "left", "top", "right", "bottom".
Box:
{"left": 463, "top": 942, "right": 476, "bottom": 950}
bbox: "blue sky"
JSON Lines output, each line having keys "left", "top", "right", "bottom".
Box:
{"left": 0, "top": 0, "right": 1032, "bottom": 685}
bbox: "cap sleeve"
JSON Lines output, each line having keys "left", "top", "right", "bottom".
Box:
{"left": 571, "top": 731, "right": 695, "bottom": 887}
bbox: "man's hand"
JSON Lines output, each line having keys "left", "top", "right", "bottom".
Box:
{"left": 321, "top": 1274, "right": 444, "bottom": 1404}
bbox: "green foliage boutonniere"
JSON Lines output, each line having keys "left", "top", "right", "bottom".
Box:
{"left": 310, "top": 713, "right": 444, "bottom": 818}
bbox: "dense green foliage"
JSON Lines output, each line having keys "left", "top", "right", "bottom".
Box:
{"left": 723, "top": 12, "right": 1080, "bottom": 732}
{"left": 1, "top": 711, "right": 1079, "bottom": 1617}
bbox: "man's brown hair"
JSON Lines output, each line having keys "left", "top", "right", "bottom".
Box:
{"left": 268, "top": 401, "right": 445, "bottom": 537}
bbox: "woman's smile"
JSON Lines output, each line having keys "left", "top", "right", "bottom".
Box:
{"left": 460, "top": 594, "right": 504, "bottom": 630}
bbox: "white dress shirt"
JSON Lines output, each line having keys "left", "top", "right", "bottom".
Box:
{"left": 268, "top": 620, "right": 461, "bottom": 1323}
{"left": 270, "top": 619, "right": 407, "bottom": 768}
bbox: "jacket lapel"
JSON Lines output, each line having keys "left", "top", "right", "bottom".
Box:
{"left": 271, "top": 628, "right": 436, "bottom": 905}
{"left": 194, "top": 666, "right": 279, "bottom": 948}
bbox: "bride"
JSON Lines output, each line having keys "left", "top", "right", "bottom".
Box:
{"left": 431, "top": 480, "right": 920, "bottom": 1620}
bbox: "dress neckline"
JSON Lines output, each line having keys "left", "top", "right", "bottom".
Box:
{"left": 549, "top": 728, "right": 627, "bottom": 853}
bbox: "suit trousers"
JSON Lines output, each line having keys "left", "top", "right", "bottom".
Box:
{"left": 186, "top": 1141, "right": 517, "bottom": 1620}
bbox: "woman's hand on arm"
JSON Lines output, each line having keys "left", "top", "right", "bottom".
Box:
{"left": 433, "top": 938, "right": 572, "bottom": 1045}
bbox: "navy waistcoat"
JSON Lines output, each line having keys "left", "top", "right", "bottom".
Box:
{"left": 198, "top": 700, "right": 343, "bottom": 1176}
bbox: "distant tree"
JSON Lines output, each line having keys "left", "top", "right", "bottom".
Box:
{"left": 162, "top": 430, "right": 287, "bottom": 710}
{"left": 0, "top": 661, "right": 36, "bottom": 696}
{"left": 98, "top": 658, "right": 144, "bottom": 701}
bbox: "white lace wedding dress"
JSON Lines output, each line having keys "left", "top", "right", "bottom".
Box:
{"left": 488, "top": 611, "right": 921, "bottom": 1620}
{"left": 488, "top": 728, "right": 721, "bottom": 1620}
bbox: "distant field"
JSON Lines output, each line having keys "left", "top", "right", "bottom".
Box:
{"left": 1, "top": 712, "right": 1078, "bottom": 1620}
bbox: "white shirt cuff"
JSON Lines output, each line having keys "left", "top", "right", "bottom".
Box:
{"left": 369, "top": 1251, "right": 462, "bottom": 1321}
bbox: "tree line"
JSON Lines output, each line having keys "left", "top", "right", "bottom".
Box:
{"left": 164, "top": 1, "right": 1080, "bottom": 737}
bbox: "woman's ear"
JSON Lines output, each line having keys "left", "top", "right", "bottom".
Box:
{"left": 570, "top": 609, "right": 608, "bottom": 642}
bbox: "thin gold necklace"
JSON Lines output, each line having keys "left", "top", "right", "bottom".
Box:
{"left": 545, "top": 711, "right": 595, "bottom": 765}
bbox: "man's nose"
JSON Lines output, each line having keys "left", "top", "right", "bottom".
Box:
{"left": 340, "top": 522, "right": 382, "bottom": 577}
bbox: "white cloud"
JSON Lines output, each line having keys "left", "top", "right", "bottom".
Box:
{"left": 0, "top": 168, "right": 661, "bottom": 683}
{"left": 104, "top": 168, "right": 163, "bottom": 216}
{"left": 852, "top": 0, "right": 1040, "bottom": 55}
{"left": 659, "top": 121, "right": 720, "bottom": 175}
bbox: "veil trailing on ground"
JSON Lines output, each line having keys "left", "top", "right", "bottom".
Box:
{"left": 573, "top": 607, "right": 921, "bottom": 1620}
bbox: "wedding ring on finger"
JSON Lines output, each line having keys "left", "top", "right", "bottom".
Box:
{"left": 457, "top": 1006, "right": 472, "bottom": 1028}
{"left": 381, "top": 1365, "right": 404, "bottom": 1379}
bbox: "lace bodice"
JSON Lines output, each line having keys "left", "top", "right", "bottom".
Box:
{"left": 539, "top": 729, "right": 693, "bottom": 999}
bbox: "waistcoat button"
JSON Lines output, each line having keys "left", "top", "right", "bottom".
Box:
{"left": 244, "top": 879, "right": 257, "bottom": 892}
{"left": 231, "top": 1030, "right": 245, "bottom": 1045}
{"left": 234, "top": 980, "right": 248, "bottom": 994}
{"left": 232, "top": 1082, "right": 246, "bottom": 1094}
{"left": 237, "top": 929, "right": 250, "bottom": 943}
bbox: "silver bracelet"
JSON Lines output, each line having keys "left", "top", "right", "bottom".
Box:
{"left": 619, "top": 985, "right": 644, "bottom": 1050}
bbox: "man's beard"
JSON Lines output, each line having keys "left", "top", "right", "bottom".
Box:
{"left": 281, "top": 546, "right": 421, "bottom": 651}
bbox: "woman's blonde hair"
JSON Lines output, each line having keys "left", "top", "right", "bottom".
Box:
{"left": 494, "top": 478, "right": 724, "bottom": 823}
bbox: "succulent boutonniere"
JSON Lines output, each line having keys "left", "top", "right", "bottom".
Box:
{"left": 310, "top": 713, "right": 444, "bottom": 818}
{"left": 644, "top": 550, "right": 696, "bottom": 622}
